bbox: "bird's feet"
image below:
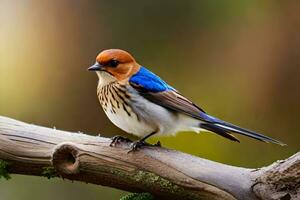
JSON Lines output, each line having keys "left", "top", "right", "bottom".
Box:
{"left": 110, "top": 135, "right": 162, "bottom": 152}
{"left": 110, "top": 135, "right": 132, "bottom": 147}
{"left": 127, "top": 140, "right": 162, "bottom": 153}
{"left": 128, "top": 140, "right": 147, "bottom": 153}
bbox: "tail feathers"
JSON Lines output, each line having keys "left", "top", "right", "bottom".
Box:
{"left": 200, "top": 115, "right": 286, "bottom": 146}
{"left": 200, "top": 123, "right": 240, "bottom": 142}
{"left": 216, "top": 121, "right": 285, "bottom": 145}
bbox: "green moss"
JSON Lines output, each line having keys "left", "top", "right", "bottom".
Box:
{"left": 0, "top": 160, "right": 11, "bottom": 180}
{"left": 132, "top": 171, "right": 182, "bottom": 194}
{"left": 120, "top": 193, "right": 154, "bottom": 200}
{"left": 41, "top": 166, "right": 58, "bottom": 179}
{"left": 93, "top": 166, "right": 195, "bottom": 198}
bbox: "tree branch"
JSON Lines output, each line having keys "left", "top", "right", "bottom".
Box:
{"left": 0, "top": 116, "right": 298, "bottom": 200}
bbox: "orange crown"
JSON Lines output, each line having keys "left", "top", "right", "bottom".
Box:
{"left": 95, "top": 49, "right": 140, "bottom": 81}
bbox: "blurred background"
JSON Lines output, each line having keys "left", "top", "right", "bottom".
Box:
{"left": 0, "top": 0, "right": 299, "bottom": 199}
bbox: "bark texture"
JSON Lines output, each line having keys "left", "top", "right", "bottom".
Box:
{"left": 0, "top": 116, "right": 298, "bottom": 200}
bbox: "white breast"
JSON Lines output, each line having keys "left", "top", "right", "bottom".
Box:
{"left": 97, "top": 81, "right": 156, "bottom": 137}
{"left": 104, "top": 101, "right": 155, "bottom": 137}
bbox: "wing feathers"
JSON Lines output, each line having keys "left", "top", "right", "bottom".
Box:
{"left": 134, "top": 88, "right": 207, "bottom": 120}
{"left": 129, "top": 75, "right": 285, "bottom": 145}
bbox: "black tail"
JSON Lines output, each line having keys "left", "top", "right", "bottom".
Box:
{"left": 200, "top": 123, "right": 240, "bottom": 142}
{"left": 200, "top": 117, "right": 286, "bottom": 146}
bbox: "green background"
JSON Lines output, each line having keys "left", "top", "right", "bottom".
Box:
{"left": 0, "top": 0, "right": 299, "bottom": 199}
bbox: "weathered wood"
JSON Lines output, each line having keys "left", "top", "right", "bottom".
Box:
{"left": 0, "top": 116, "right": 298, "bottom": 200}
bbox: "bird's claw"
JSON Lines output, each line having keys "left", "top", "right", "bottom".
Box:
{"left": 110, "top": 135, "right": 132, "bottom": 147}
{"left": 127, "top": 140, "right": 162, "bottom": 153}
{"left": 127, "top": 140, "right": 147, "bottom": 153}
{"left": 110, "top": 135, "right": 162, "bottom": 152}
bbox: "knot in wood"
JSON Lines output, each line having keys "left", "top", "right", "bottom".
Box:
{"left": 51, "top": 142, "right": 80, "bottom": 175}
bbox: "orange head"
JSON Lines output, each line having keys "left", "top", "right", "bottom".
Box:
{"left": 88, "top": 49, "right": 140, "bottom": 82}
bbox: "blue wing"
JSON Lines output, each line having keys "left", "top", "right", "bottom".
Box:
{"left": 129, "top": 66, "right": 174, "bottom": 92}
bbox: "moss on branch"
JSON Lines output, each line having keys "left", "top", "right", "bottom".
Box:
{"left": 120, "top": 193, "right": 154, "bottom": 200}
{"left": 41, "top": 166, "right": 59, "bottom": 179}
{"left": 0, "top": 160, "right": 11, "bottom": 180}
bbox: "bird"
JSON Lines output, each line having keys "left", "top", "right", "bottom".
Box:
{"left": 88, "top": 49, "right": 285, "bottom": 151}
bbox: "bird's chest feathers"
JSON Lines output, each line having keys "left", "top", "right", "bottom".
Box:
{"left": 97, "top": 83, "right": 155, "bottom": 135}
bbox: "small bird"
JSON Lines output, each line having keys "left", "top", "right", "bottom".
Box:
{"left": 88, "top": 49, "right": 285, "bottom": 151}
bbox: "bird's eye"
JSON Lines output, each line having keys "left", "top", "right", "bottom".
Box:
{"left": 109, "top": 59, "right": 119, "bottom": 68}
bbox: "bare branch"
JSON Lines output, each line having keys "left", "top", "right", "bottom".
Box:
{"left": 0, "top": 116, "right": 298, "bottom": 200}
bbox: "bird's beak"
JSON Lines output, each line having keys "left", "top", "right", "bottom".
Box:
{"left": 88, "top": 63, "right": 104, "bottom": 71}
